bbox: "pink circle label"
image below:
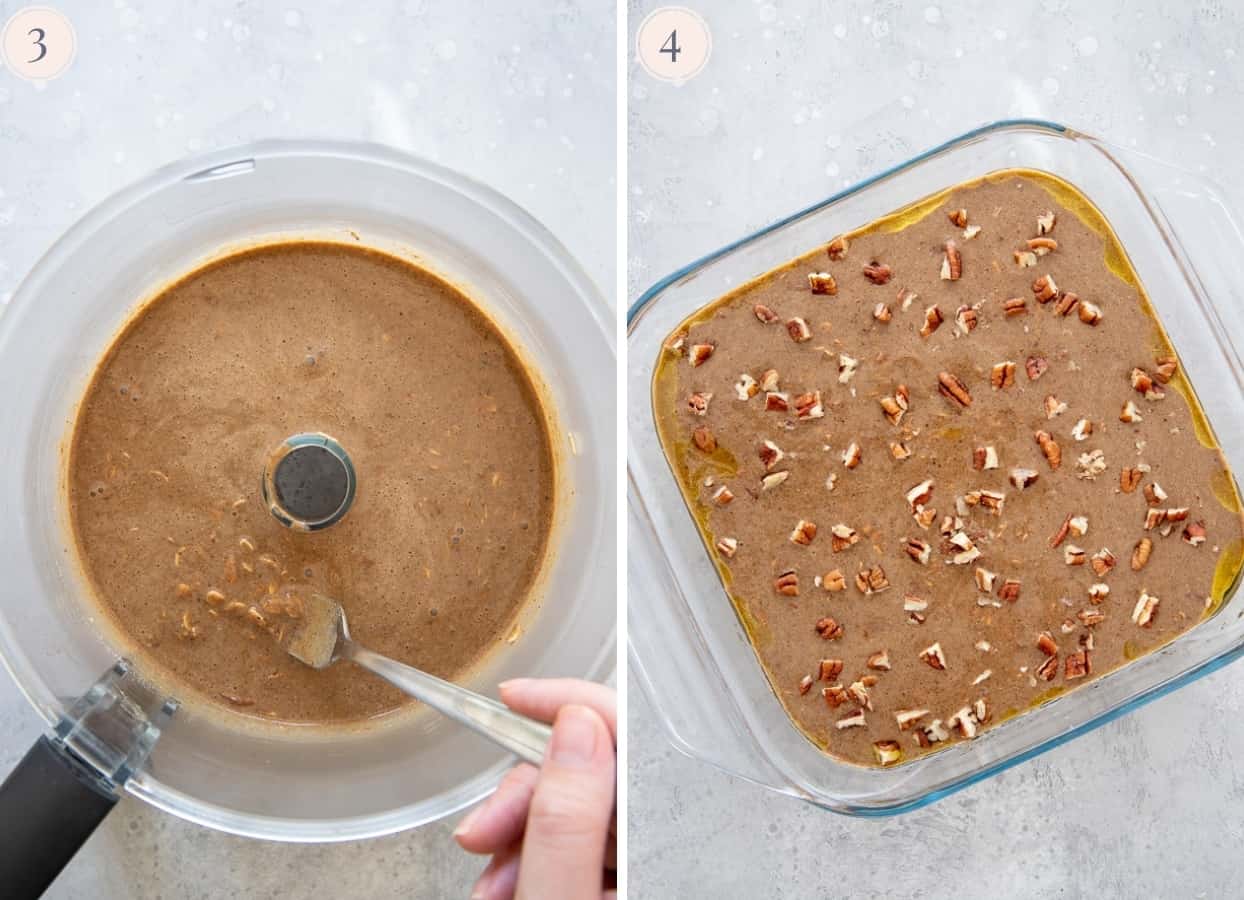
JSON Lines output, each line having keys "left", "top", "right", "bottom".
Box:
{"left": 636, "top": 7, "right": 711, "bottom": 84}
{"left": 2, "top": 6, "right": 76, "bottom": 81}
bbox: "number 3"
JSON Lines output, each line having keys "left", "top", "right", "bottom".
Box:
{"left": 27, "top": 26, "right": 47, "bottom": 64}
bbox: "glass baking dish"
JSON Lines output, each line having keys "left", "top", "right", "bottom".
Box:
{"left": 627, "top": 119, "right": 1244, "bottom": 815}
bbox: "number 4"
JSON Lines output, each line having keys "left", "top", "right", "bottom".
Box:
{"left": 659, "top": 29, "right": 680, "bottom": 63}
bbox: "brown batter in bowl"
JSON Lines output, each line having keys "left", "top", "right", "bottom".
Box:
{"left": 67, "top": 240, "right": 555, "bottom": 725}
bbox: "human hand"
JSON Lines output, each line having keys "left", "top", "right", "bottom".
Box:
{"left": 454, "top": 678, "right": 617, "bottom": 900}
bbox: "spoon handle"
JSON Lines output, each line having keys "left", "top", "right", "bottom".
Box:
{"left": 345, "top": 643, "right": 552, "bottom": 766}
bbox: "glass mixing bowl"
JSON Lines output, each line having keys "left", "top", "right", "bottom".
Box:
{"left": 0, "top": 141, "right": 615, "bottom": 840}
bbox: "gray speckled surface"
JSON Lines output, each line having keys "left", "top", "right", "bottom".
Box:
{"left": 628, "top": 1, "right": 1244, "bottom": 897}
{"left": 0, "top": 1, "right": 613, "bottom": 897}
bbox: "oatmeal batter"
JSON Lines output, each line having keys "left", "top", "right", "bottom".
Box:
{"left": 654, "top": 170, "right": 1244, "bottom": 767}
{"left": 69, "top": 241, "right": 554, "bottom": 724}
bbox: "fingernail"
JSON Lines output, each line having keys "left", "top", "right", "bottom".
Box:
{"left": 497, "top": 678, "right": 526, "bottom": 692}
{"left": 469, "top": 873, "right": 491, "bottom": 900}
{"left": 453, "top": 803, "right": 484, "bottom": 839}
{"left": 549, "top": 704, "right": 599, "bottom": 766}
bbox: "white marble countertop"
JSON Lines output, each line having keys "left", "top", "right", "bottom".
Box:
{"left": 0, "top": 1, "right": 613, "bottom": 897}
{"left": 628, "top": 1, "right": 1244, "bottom": 897}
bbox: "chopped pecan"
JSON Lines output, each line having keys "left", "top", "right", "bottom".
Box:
{"left": 846, "top": 681, "right": 872, "bottom": 710}
{"left": 841, "top": 442, "right": 862, "bottom": 469}
{"left": 920, "top": 305, "right": 945, "bottom": 338}
{"left": 789, "top": 520, "right": 818, "bottom": 546}
{"left": 835, "top": 709, "right": 867, "bottom": 729}
{"left": 692, "top": 426, "right": 717, "bottom": 453}
{"left": 830, "top": 524, "right": 860, "bottom": 552}
{"left": 816, "top": 616, "right": 844, "bottom": 639}
{"left": 896, "top": 287, "right": 919, "bottom": 310}
{"left": 1045, "top": 395, "right": 1068, "bottom": 419}
{"left": 874, "top": 302, "right": 892, "bottom": 323}
{"left": 867, "top": 650, "right": 892, "bottom": 671}
{"left": 1079, "top": 608, "right": 1106, "bottom": 626}
{"left": 1036, "top": 632, "right": 1058, "bottom": 656}
{"left": 761, "top": 470, "right": 789, "bottom": 490}
{"left": 1027, "top": 237, "right": 1058, "bottom": 255}
{"left": 973, "top": 445, "right": 999, "bottom": 471}
{"left": 1076, "top": 448, "right": 1108, "bottom": 480}
{"left": 759, "top": 368, "right": 780, "bottom": 391}
{"left": 689, "top": 343, "right": 715, "bottom": 366}
{"left": 821, "top": 568, "right": 847, "bottom": 591}
{"left": 823, "top": 684, "right": 848, "bottom": 708}
{"left": 808, "top": 271, "right": 838, "bottom": 295}
{"left": 1025, "top": 355, "right": 1049, "bottom": 380}
{"left": 948, "top": 208, "right": 969, "bottom": 228}
{"left": 1130, "top": 367, "right": 1165, "bottom": 400}
{"left": 837, "top": 353, "right": 859, "bottom": 384}
{"left": 890, "top": 441, "right": 912, "bottom": 460}
{"left": 1032, "top": 274, "right": 1059, "bottom": 303}
{"left": 941, "top": 240, "right": 962, "bottom": 281}
{"left": 1154, "top": 356, "right": 1179, "bottom": 383}
{"left": 758, "top": 439, "right": 784, "bottom": 471}
{"left": 734, "top": 373, "right": 759, "bottom": 400}
{"left": 1131, "top": 537, "right": 1153, "bottom": 571}
{"left": 1143, "top": 482, "right": 1167, "bottom": 506}
{"left": 794, "top": 390, "right": 824, "bottom": 420}
{"left": 715, "top": 536, "right": 738, "bottom": 558}
{"left": 826, "top": 235, "right": 849, "bottom": 260}
{"left": 753, "top": 303, "right": 779, "bottom": 324}
{"left": 956, "top": 305, "right": 978, "bottom": 334}
{"left": 664, "top": 331, "right": 687, "bottom": 355}
{"left": 1088, "top": 583, "right": 1110, "bottom": 604}
{"left": 963, "top": 224, "right": 982, "bottom": 239}
{"left": 937, "top": 371, "right": 972, "bottom": 407}
{"left": 905, "top": 478, "right": 934, "bottom": 511}
{"left": 1053, "top": 291, "right": 1079, "bottom": 317}
{"left": 1064, "top": 544, "right": 1087, "bottom": 566}
{"left": 855, "top": 564, "right": 890, "bottom": 595}
{"left": 1132, "top": 592, "right": 1159, "bottom": 628}
{"left": 765, "top": 392, "right": 789, "bottom": 412}
{"left": 1120, "top": 400, "right": 1142, "bottom": 423}
{"left": 1037, "top": 210, "right": 1057, "bottom": 235}
{"left": 949, "top": 707, "right": 978, "bottom": 739}
{"left": 1010, "top": 468, "right": 1040, "bottom": 490}
{"left": 799, "top": 674, "right": 814, "bottom": 695}
{"left": 1078, "top": 301, "right": 1102, "bottom": 325}
{"left": 1071, "top": 418, "right": 1093, "bottom": 441}
{"left": 1184, "top": 521, "right": 1207, "bottom": 547}
{"left": 1065, "top": 650, "right": 1090, "bottom": 679}
{"left": 863, "top": 261, "right": 892, "bottom": 284}
{"left": 998, "top": 579, "right": 1022, "bottom": 602}
{"left": 974, "top": 567, "right": 997, "bottom": 593}
{"left": 991, "top": 361, "right": 1016, "bottom": 389}
{"left": 1049, "top": 514, "right": 1072, "bottom": 549}
{"left": 1036, "top": 655, "right": 1059, "bottom": 681}
{"left": 688, "top": 392, "right": 712, "bottom": 415}
{"left": 775, "top": 570, "right": 799, "bottom": 596}
{"left": 1002, "top": 297, "right": 1027, "bottom": 316}
{"left": 786, "top": 317, "right": 812, "bottom": 343}
{"left": 1014, "top": 250, "right": 1038, "bottom": 268}
{"left": 818, "top": 658, "right": 845, "bottom": 681}
{"left": 874, "top": 740, "right": 903, "bottom": 766}
{"left": 904, "top": 537, "right": 932, "bottom": 565}
{"left": 1090, "top": 548, "right": 1117, "bottom": 577}
{"left": 711, "top": 485, "right": 734, "bottom": 506}
{"left": 1034, "top": 430, "right": 1061, "bottom": 469}
{"left": 920, "top": 642, "right": 947, "bottom": 670}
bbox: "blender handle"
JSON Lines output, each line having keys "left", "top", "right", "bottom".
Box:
{"left": 0, "top": 736, "right": 118, "bottom": 900}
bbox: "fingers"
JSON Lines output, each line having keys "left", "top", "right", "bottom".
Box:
{"left": 454, "top": 763, "right": 540, "bottom": 855}
{"left": 470, "top": 845, "right": 521, "bottom": 900}
{"left": 515, "top": 705, "right": 616, "bottom": 900}
{"left": 499, "top": 678, "right": 617, "bottom": 739}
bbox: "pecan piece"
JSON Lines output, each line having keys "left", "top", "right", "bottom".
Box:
{"left": 855, "top": 564, "right": 890, "bottom": 595}
{"left": 821, "top": 568, "right": 847, "bottom": 591}
{"left": 1010, "top": 468, "right": 1040, "bottom": 490}
{"left": 711, "top": 485, "right": 734, "bottom": 506}
{"left": 863, "top": 261, "right": 892, "bottom": 284}
{"left": 1036, "top": 211, "right": 1057, "bottom": 235}
{"left": 1002, "top": 297, "right": 1027, "bottom": 317}
{"left": 873, "top": 302, "right": 892, "bottom": 323}
{"left": 1014, "top": 250, "right": 1038, "bottom": 268}
{"left": 818, "top": 658, "right": 845, "bottom": 681}
{"left": 974, "top": 567, "right": 997, "bottom": 593}
{"left": 890, "top": 441, "right": 912, "bottom": 460}
{"left": 1065, "top": 650, "right": 1090, "bottom": 679}
{"left": 1088, "top": 583, "right": 1110, "bottom": 604}
{"left": 1053, "top": 291, "right": 1079, "bottom": 317}
{"left": 874, "top": 740, "right": 903, "bottom": 766}
{"left": 774, "top": 570, "right": 799, "bottom": 596}
{"left": 808, "top": 271, "right": 838, "bottom": 295}
{"left": 1184, "top": 521, "right": 1207, "bottom": 547}
{"left": 919, "top": 643, "right": 947, "bottom": 670}
{"left": 997, "top": 579, "right": 1022, "bottom": 602}
{"left": 799, "top": 674, "right": 814, "bottom": 695}
{"left": 830, "top": 524, "right": 860, "bottom": 552}
{"left": 904, "top": 537, "right": 932, "bottom": 565}
{"left": 715, "top": 536, "right": 738, "bottom": 559}
{"left": 947, "top": 208, "right": 969, "bottom": 228}
{"left": 758, "top": 439, "right": 784, "bottom": 471}
{"left": 815, "top": 616, "right": 844, "bottom": 639}
{"left": 835, "top": 709, "right": 867, "bottom": 729}
{"left": 867, "top": 650, "right": 892, "bottom": 671}
{"left": 753, "top": 303, "right": 779, "bottom": 324}
{"left": 1032, "top": 274, "right": 1059, "bottom": 303}
{"left": 1025, "top": 355, "right": 1049, "bottom": 380}
{"left": 937, "top": 371, "right": 972, "bottom": 407}
{"left": 793, "top": 390, "right": 824, "bottom": 420}
{"left": 826, "top": 235, "right": 849, "bottom": 260}
{"left": 919, "top": 305, "right": 944, "bottom": 338}
{"left": 1027, "top": 237, "right": 1059, "bottom": 255}
{"left": 692, "top": 426, "right": 717, "bottom": 453}
{"left": 689, "top": 343, "right": 715, "bottom": 366}
{"left": 687, "top": 392, "right": 712, "bottom": 415}
{"left": 983, "top": 360, "right": 1015, "bottom": 392}
{"left": 1078, "top": 301, "right": 1102, "bottom": 325}
{"left": 734, "top": 373, "right": 759, "bottom": 400}
{"left": 941, "top": 240, "right": 962, "bottom": 281}
{"left": 765, "top": 392, "right": 789, "bottom": 412}
{"left": 1143, "top": 482, "right": 1167, "bottom": 507}
{"left": 1154, "top": 356, "right": 1179, "bottom": 383}
{"left": 1132, "top": 592, "right": 1159, "bottom": 628}
{"left": 759, "top": 368, "right": 780, "bottom": 391}
{"left": 1079, "top": 607, "right": 1107, "bottom": 625}
{"left": 1120, "top": 400, "right": 1143, "bottom": 423}
{"left": 761, "top": 470, "right": 789, "bottom": 490}
{"left": 1036, "top": 655, "right": 1059, "bottom": 681}
{"left": 786, "top": 317, "right": 812, "bottom": 343}
{"left": 1071, "top": 418, "right": 1093, "bottom": 441}
{"left": 1034, "top": 430, "right": 1061, "bottom": 469}
{"left": 904, "top": 478, "right": 934, "bottom": 512}
{"left": 789, "top": 520, "right": 818, "bottom": 546}
{"left": 823, "top": 684, "right": 848, "bottom": 708}
{"left": 1090, "top": 548, "right": 1116, "bottom": 577}
{"left": 955, "top": 305, "right": 978, "bottom": 334}
{"left": 1049, "top": 514, "right": 1072, "bottom": 549}
{"left": 1064, "top": 544, "right": 1087, "bottom": 566}
{"left": 1045, "top": 395, "right": 1068, "bottom": 419}
{"left": 1036, "top": 631, "right": 1059, "bottom": 656}
{"left": 1132, "top": 537, "right": 1153, "bottom": 571}
{"left": 841, "top": 441, "right": 862, "bottom": 469}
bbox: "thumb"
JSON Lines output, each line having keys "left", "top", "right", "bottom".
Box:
{"left": 515, "top": 705, "right": 615, "bottom": 900}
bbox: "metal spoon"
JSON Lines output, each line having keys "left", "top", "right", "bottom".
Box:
{"left": 283, "top": 592, "right": 552, "bottom": 766}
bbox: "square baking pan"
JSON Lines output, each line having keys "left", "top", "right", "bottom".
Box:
{"left": 627, "top": 119, "right": 1244, "bottom": 814}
